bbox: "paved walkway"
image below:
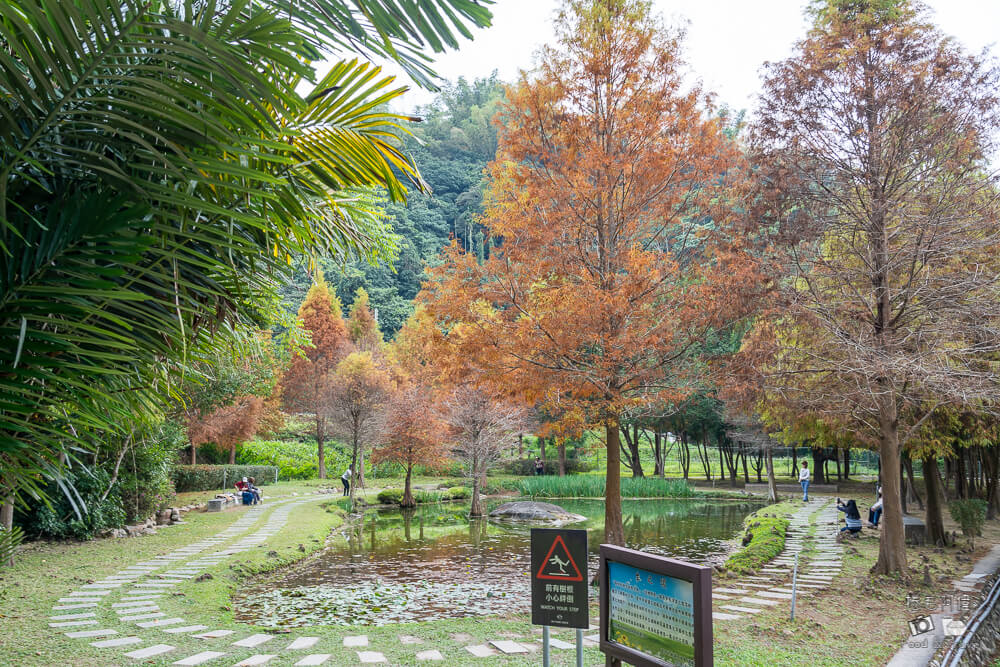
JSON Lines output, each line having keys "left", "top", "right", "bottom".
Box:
{"left": 711, "top": 498, "right": 841, "bottom": 623}
{"left": 50, "top": 495, "right": 841, "bottom": 664}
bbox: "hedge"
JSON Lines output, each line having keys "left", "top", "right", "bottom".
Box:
{"left": 502, "top": 457, "right": 594, "bottom": 476}
{"left": 171, "top": 465, "right": 279, "bottom": 493}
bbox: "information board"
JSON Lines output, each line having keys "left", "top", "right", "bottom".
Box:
{"left": 599, "top": 544, "right": 712, "bottom": 667}
{"left": 530, "top": 528, "right": 589, "bottom": 629}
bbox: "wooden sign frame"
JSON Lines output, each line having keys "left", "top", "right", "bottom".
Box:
{"left": 599, "top": 544, "right": 713, "bottom": 667}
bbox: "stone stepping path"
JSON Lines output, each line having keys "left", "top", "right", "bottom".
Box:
{"left": 712, "top": 498, "right": 843, "bottom": 623}
{"left": 52, "top": 493, "right": 587, "bottom": 665}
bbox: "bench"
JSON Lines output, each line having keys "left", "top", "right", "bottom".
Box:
{"left": 903, "top": 515, "right": 926, "bottom": 545}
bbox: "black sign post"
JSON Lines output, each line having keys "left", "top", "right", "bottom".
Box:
{"left": 531, "top": 528, "right": 589, "bottom": 628}
{"left": 531, "top": 528, "right": 589, "bottom": 667}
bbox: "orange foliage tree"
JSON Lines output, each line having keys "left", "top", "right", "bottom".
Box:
{"left": 373, "top": 381, "right": 448, "bottom": 507}
{"left": 739, "top": 0, "right": 1000, "bottom": 575}
{"left": 328, "top": 351, "right": 393, "bottom": 503}
{"left": 346, "top": 287, "right": 383, "bottom": 354}
{"left": 421, "top": 0, "right": 759, "bottom": 543}
{"left": 187, "top": 396, "right": 264, "bottom": 464}
{"left": 280, "top": 275, "right": 350, "bottom": 479}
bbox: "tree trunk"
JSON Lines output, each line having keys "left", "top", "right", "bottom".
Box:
{"left": 402, "top": 462, "right": 415, "bottom": 508}
{"left": 358, "top": 450, "right": 366, "bottom": 488}
{"left": 765, "top": 446, "right": 778, "bottom": 502}
{"left": 518, "top": 433, "right": 523, "bottom": 458}
{"left": 679, "top": 431, "right": 690, "bottom": 480}
{"left": 605, "top": 418, "right": 625, "bottom": 545}
{"left": 835, "top": 448, "right": 841, "bottom": 481}
{"left": 470, "top": 453, "right": 483, "bottom": 517}
{"left": 843, "top": 447, "right": 851, "bottom": 480}
{"left": 558, "top": 439, "right": 566, "bottom": 477}
{"left": 903, "top": 452, "right": 923, "bottom": 511}
{"left": 872, "top": 400, "right": 908, "bottom": 577}
{"left": 348, "top": 435, "right": 358, "bottom": 508}
{"left": 316, "top": 416, "right": 327, "bottom": 479}
{"left": 792, "top": 446, "right": 798, "bottom": 479}
{"left": 811, "top": 448, "right": 827, "bottom": 485}
{"left": 985, "top": 447, "right": 1000, "bottom": 520}
{"left": 190, "top": 443, "right": 197, "bottom": 465}
{"left": 228, "top": 445, "right": 237, "bottom": 465}
{"left": 924, "top": 456, "right": 947, "bottom": 546}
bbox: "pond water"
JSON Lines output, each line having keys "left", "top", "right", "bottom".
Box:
{"left": 236, "top": 497, "right": 764, "bottom": 628}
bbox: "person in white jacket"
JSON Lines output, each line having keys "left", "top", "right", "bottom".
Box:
{"left": 868, "top": 487, "right": 883, "bottom": 527}
{"left": 799, "top": 461, "right": 810, "bottom": 501}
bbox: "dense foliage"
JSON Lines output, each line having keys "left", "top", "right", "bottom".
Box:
{"left": 171, "top": 465, "right": 280, "bottom": 494}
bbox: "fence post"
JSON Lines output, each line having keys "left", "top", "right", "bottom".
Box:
{"left": 223, "top": 468, "right": 227, "bottom": 492}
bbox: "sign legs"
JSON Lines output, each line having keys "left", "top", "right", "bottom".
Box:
{"left": 576, "top": 628, "right": 583, "bottom": 667}
{"left": 542, "top": 626, "right": 550, "bottom": 667}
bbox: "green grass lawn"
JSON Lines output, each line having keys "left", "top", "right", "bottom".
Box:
{"left": 2, "top": 481, "right": 989, "bottom": 666}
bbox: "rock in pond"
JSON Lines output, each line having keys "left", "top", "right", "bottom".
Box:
{"left": 488, "top": 501, "right": 587, "bottom": 525}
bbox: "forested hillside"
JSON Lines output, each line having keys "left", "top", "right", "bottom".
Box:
{"left": 280, "top": 75, "right": 505, "bottom": 336}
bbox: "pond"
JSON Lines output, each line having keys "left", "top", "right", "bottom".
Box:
{"left": 236, "top": 497, "right": 765, "bottom": 628}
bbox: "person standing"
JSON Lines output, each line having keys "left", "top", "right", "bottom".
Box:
{"left": 799, "top": 461, "right": 810, "bottom": 501}
{"left": 341, "top": 466, "right": 351, "bottom": 497}
{"left": 534, "top": 456, "right": 544, "bottom": 476}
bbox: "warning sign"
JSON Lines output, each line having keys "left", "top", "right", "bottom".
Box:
{"left": 536, "top": 535, "right": 584, "bottom": 581}
{"left": 530, "top": 528, "right": 589, "bottom": 629}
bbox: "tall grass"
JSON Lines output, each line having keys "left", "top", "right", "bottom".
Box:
{"left": 516, "top": 476, "right": 696, "bottom": 498}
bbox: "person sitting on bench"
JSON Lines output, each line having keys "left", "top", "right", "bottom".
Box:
{"left": 837, "top": 498, "right": 863, "bottom": 534}
{"left": 868, "top": 487, "right": 883, "bottom": 527}
{"left": 247, "top": 477, "right": 262, "bottom": 504}
{"left": 235, "top": 477, "right": 249, "bottom": 493}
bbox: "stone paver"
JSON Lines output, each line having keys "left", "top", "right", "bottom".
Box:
{"left": 294, "top": 656, "right": 331, "bottom": 666}
{"left": 722, "top": 605, "right": 762, "bottom": 614}
{"left": 490, "top": 640, "right": 528, "bottom": 654}
{"left": 195, "top": 630, "right": 236, "bottom": 639}
{"left": 120, "top": 612, "right": 166, "bottom": 622}
{"left": 91, "top": 636, "right": 143, "bottom": 648}
{"left": 286, "top": 637, "right": 319, "bottom": 650}
{"left": 124, "top": 643, "right": 176, "bottom": 659}
{"left": 65, "top": 629, "right": 117, "bottom": 639}
{"left": 358, "top": 651, "right": 388, "bottom": 663}
{"left": 50, "top": 612, "right": 97, "bottom": 620}
{"left": 399, "top": 635, "right": 423, "bottom": 645}
{"left": 138, "top": 617, "right": 185, "bottom": 628}
{"left": 234, "top": 656, "right": 276, "bottom": 666}
{"left": 233, "top": 634, "right": 273, "bottom": 648}
{"left": 712, "top": 612, "right": 741, "bottom": 621}
{"left": 547, "top": 638, "right": 575, "bottom": 649}
{"left": 344, "top": 635, "right": 369, "bottom": 647}
{"left": 50, "top": 620, "right": 98, "bottom": 628}
{"left": 466, "top": 645, "right": 496, "bottom": 657}
{"left": 416, "top": 649, "right": 444, "bottom": 661}
{"left": 173, "top": 651, "right": 227, "bottom": 665}
{"left": 165, "top": 625, "right": 209, "bottom": 634}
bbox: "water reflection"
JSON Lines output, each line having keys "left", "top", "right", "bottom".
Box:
{"left": 251, "top": 498, "right": 762, "bottom": 596}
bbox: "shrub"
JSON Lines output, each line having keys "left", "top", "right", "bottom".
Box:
{"left": 414, "top": 489, "right": 445, "bottom": 504}
{"left": 446, "top": 487, "right": 470, "bottom": 500}
{"left": 171, "top": 465, "right": 278, "bottom": 492}
{"left": 950, "top": 499, "right": 987, "bottom": 542}
{"left": 118, "top": 422, "right": 181, "bottom": 523}
{"left": 17, "top": 467, "right": 127, "bottom": 540}
{"left": 502, "top": 457, "right": 594, "bottom": 476}
{"left": 377, "top": 489, "right": 403, "bottom": 505}
{"left": 515, "top": 476, "right": 695, "bottom": 498}
{"left": 725, "top": 515, "right": 790, "bottom": 576}
{"left": 237, "top": 440, "right": 318, "bottom": 480}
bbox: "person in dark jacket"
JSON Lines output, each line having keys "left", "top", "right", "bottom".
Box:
{"left": 837, "top": 498, "right": 862, "bottom": 534}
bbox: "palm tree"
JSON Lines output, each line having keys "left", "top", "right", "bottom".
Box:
{"left": 0, "top": 0, "right": 492, "bottom": 539}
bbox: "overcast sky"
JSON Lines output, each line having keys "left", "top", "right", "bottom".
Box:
{"left": 358, "top": 0, "right": 1000, "bottom": 114}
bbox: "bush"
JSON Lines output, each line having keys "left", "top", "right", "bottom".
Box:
{"left": 0, "top": 524, "right": 24, "bottom": 564}
{"left": 16, "top": 467, "right": 127, "bottom": 541}
{"left": 237, "top": 440, "right": 318, "bottom": 480}
{"left": 118, "top": 422, "right": 181, "bottom": 523}
{"left": 950, "top": 499, "right": 987, "bottom": 540}
{"left": 446, "top": 487, "right": 470, "bottom": 500}
{"left": 516, "top": 476, "right": 696, "bottom": 498}
{"left": 377, "top": 489, "right": 404, "bottom": 505}
{"left": 171, "top": 465, "right": 278, "bottom": 492}
{"left": 725, "top": 514, "right": 790, "bottom": 575}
